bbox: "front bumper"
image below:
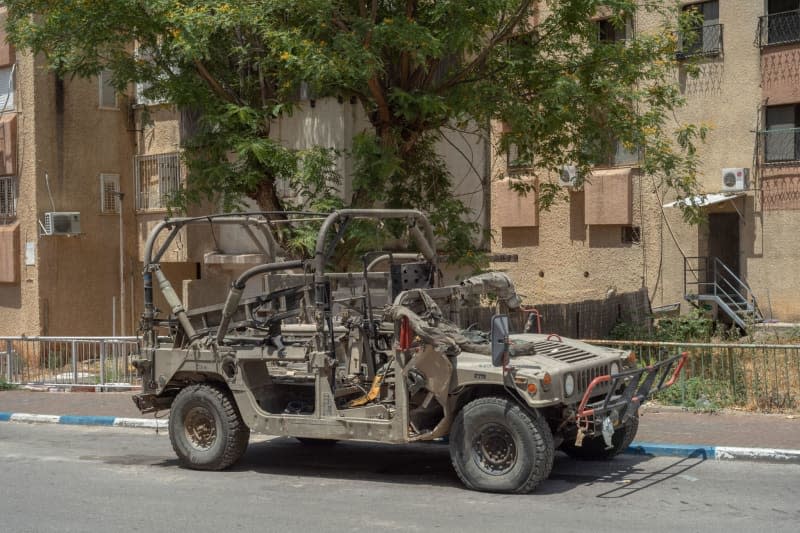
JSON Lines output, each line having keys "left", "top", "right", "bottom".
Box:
{"left": 575, "top": 352, "right": 687, "bottom": 434}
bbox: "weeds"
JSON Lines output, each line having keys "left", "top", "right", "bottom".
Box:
{"left": 0, "top": 377, "right": 17, "bottom": 390}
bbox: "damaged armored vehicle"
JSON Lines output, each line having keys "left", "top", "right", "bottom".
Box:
{"left": 132, "top": 209, "right": 685, "bottom": 493}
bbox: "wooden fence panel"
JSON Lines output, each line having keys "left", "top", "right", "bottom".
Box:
{"left": 459, "top": 288, "right": 651, "bottom": 339}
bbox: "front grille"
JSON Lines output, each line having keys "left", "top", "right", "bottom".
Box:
{"left": 576, "top": 364, "right": 611, "bottom": 396}
{"left": 535, "top": 340, "right": 599, "bottom": 363}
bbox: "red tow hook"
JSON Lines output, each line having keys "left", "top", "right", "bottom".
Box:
{"left": 664, "top": 351, "right": 689, "bottom": 387}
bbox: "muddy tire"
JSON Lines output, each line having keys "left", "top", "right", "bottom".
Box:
{"left": 561, "top": 413, "right": 639, "bottom": 460}
{"left": 449, "top": 396, "right": 554, "bottom": 494}
{"left": 169, "top": 383, "right": 250, "bottom": 470}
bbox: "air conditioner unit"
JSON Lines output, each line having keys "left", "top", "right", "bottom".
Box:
{"left": 721, "top": 168, "right": 749, "bottom": 192}
{"left": 43, "top": 212, "right": 81, "bottom": 235}
{"left": 559, "top": 165, "right": 580, "bottom": 188}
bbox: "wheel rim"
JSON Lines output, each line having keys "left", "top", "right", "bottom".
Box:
{"left": 184, "top": 406, "right": 218, "bottom": 451}
{"left": 472, "top": 423, "right": 517, "bottom": 476}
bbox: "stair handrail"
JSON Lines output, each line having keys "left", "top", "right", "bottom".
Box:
{"left": 712, "top": 257, "right": 761, "bottom": 318}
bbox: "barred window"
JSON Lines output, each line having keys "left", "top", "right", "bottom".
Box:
{"left": 99, "top": 173, "right": 120, "bottom": 213}
{"left": 134, "top": 153, "right": 182, "bottom": 210}
{"left": 0, "top": 175, "right": 16, "bottom": 222}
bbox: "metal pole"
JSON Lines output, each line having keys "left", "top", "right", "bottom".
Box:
{"left": 112, "top": 296, "right": 116, "bottom": 337}
{"left": 5, "top": 339, "right": 11, "bottom": 382}
{"left": 100, "top": 340, "right": 106, "bottom": 387}
{"left": 117, "top": 192, "right": 126, "bottom": 336}
{"left": 71, "top": 340, "right": 78, "bottom": 384}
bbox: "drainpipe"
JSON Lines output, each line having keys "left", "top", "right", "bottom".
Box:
{"left": 111, "top": 191, "right": 126, "bottom": 336}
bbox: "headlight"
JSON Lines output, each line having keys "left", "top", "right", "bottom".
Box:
{"left": 610, "top": 362, "right": 620, "bottom": 376}
{"left": 564, "top": 373, "right": 575, "bottom": 397}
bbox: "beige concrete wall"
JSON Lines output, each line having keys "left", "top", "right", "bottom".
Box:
{"left": 0, "top": 50, "right": 41, "bottom": 336}
{"left": 33, "top": 66, "right": 138, "bottom": 335}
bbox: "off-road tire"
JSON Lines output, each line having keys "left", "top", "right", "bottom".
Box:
{"left": 560, "top": 413, "right": 639, "bottom": 460}
{"left": 295, "top": 437, "right": 338, "bottom": 445}
{"left": 449, "top": 396, "right": 554, "bottom": 494}
{"left": 169, "top": 383, "right": 250, "bottom": 470}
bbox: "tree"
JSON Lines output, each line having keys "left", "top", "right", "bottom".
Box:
{"left": 5, "top": 0, "right": 706, "bottom": 265}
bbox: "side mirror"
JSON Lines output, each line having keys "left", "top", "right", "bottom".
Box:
{"left": 490, "top": 314, "right": 510, "bottom": 367}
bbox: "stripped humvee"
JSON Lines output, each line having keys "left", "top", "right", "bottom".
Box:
{"left": 132, "top": 209, "right": 684, "bottom": 493}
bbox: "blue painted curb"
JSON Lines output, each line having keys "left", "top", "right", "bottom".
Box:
{"left": 59, "top": 415, "right": 116, "bottom": 426}
{"left": 0, "top": 412, "right": 11, "bottom": 421}
{"left": 626, "top": 441, "right": 716, "bottom": 460}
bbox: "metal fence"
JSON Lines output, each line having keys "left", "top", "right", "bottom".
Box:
{"left": 757, "top": 10, "right": 800, "bottom": 47}
{"left": 1, "top": 337, "right": 140, "bottom": 388}
{"left": 587, "top": 340, "right": 800, "bottom": 412}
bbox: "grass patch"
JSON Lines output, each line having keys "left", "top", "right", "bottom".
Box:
{"left": 0, "top": 377, "right": 18, "bottom": 390}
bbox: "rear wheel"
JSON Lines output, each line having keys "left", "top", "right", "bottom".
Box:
{"left": 169, "top": 383, "right": 250, "bottom": 470}
{"left": 561, "top": 413, "right": 639, "bottom": 460}
{"left": 449, "top": 396, "right": 554, "bottom": 494}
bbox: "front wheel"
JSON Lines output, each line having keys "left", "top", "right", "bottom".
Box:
{"left": 449, "top": 396, "right": 554, "bottom": 494}
{"left": 561, "top": 412, "right": 639, "bottom": 460}
{"left": 169, "top": 383, "right": 250, "bottom": 470}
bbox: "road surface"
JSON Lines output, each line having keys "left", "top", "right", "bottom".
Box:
{"left": 0, "top": 423, "right": 797, "bottom": 532}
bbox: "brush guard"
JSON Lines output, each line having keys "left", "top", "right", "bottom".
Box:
{"left": 575, "top": 352, "right": 688, "bottom": 440}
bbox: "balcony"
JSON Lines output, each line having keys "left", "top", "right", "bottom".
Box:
{"left": 0, "top": 176, "right": 16, "bottom": 223}
{"left": 677, "top": 23, "right": 723, "bottom": 58}
{"left": 760, "top": 127, "right": 800, "bottom": 164}
{"left": 757, "top": 11, "right": 800, "bottom": 48}
{"left": 134, "top": 153, "right": 182, "bottom": 211}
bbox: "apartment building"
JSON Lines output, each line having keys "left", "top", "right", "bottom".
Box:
{"left": 0, "top": 7, "right": 488, "bottom": 337}
{"left": 491, "top": 1, "right": 800, "bottom": 324}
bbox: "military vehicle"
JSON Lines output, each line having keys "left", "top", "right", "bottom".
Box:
{"left": 132, "top": 209, "right": 685, "bottom": 493}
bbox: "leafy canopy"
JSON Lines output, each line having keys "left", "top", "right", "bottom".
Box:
{"left": 5, "top": 0, "right": 707, "bottom": 264}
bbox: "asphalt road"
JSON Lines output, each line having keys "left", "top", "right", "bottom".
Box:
{"left": 1, "top": 423, "right": 798, "bottom": 533}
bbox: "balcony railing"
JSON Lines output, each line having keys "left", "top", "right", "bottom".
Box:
{"left": 757, "top": 11, "right": 800, "bottom": 48}
{"left": 134, "top": 153, "right": 183, "bottom": 210}
{"left": 0, "top": 176, "right": 16, "bottom": 223}
{"left": 760, "top": 127, "right": 800, "bottom": 164}
{"left": 677, "top": 23, "right": 723, "bottom": 58}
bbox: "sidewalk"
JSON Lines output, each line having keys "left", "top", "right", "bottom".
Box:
{"left": 1, "top": 389, "right": 798, "bottom": 458}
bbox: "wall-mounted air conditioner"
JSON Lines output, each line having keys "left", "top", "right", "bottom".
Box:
{"left": 721, "top": 168, "right": 749, "bottom": 192}
{"left": 42, "top": 212, "right": 81, "bottom": 235}
{"left": 560, "top": 165, "right": 580, "bottom": 188}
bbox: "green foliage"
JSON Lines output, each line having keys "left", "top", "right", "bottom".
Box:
{"left": 6, "top": 0, "right": 708, "bottom": 264}
{"left": 0, "top": 377, "right": 17, "bottom": 390}
{"left": 654, "top": 376, "right": 745, "bottom": 411}
{"left": 611, "top": 309, "right": 713, "bottom": 342}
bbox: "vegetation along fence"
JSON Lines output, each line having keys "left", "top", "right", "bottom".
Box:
{"left": 1, "top": 337, "right": 140, "bottom": 388}
{"left": 588, "top": 340, "right": 800, "bottom": 412}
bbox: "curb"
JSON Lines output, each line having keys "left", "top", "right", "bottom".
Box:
{"left": 626, "top": 441, "right": 800, "bottom": 464}
{"left": 0, "top": 412, "right": 167, "bottom": 429}
{"left": 1, "top": 413, "right": 799, "bottom": 465}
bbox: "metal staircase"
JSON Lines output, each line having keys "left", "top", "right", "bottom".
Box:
{"left": 684, "top": 256, "right": 763, "bottom": 330}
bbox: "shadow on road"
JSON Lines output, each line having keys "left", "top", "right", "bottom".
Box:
{"left": 545, "top": 449, "right": 708, "bottom": 498}
{"left": 152, "top": 437, "right": 708, "bottom": 496}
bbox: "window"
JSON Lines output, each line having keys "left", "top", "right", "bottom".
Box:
{"left": 134, "top": 153, "right": 182, "bottom": 210}
{"left": 764, "top": 104, "right": 800, "bottom": 163}
{"left": 134, "top": 44, "right": 168, "bottom": 106}
{"left": 98, "top": 69, "right": 118, "bottom": 109}
{"left": 100, "top": 174, "right": 120, "bottom": 213}
{"left": 680, "top": 1, "right": 722, "bottom": 57}
{"left": 621, "top": 225, "right": 641, "bottom": 244}
{"left": 597, "top": 18, "right": 630, "bottom": 43}
{"left": 507, "top": 142, "right": 533, "bottom": 171}
{"left": 0, "top": 66, "right": 14, "bottom": 111}
{"left": 0, "top": 175, "right": 15, "bottom": 222}
{"left": 762, "top": 0, "right": 800, "bottom": 46}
